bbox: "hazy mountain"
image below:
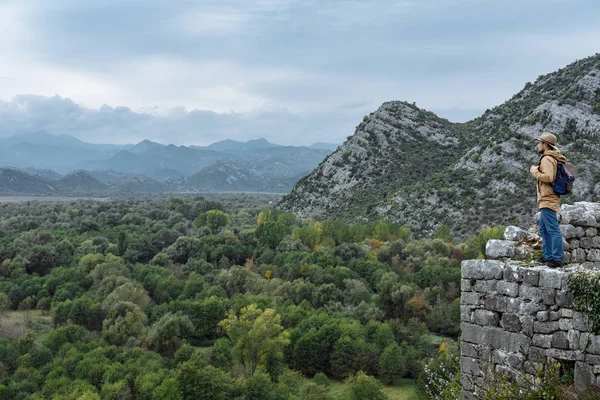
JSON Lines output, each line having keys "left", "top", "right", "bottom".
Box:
{"left": 280, "top": 54, "right": 600, "bottom": 237}
{"left": 108, "top": 175, "right": 165, "bottom": 193}
{"left": 89, "top": 169, "right": 131, "bottom": 182}
{"left": 129, "top": 139, "right": 165, "bottom": 154}
{"left": 58, "top": 171, "right": 107, "bottom": 192}
{"left": 0, "top": 131, "right": 128, "bottom": 152}
{"left": 0, "top": 168, "right": 58, "bottom": 194}
{"left": 181, "top": 161, "right": 299, "bottom": 192}
{"left": 201, "top": 138, "right": 280, "bottom": 152}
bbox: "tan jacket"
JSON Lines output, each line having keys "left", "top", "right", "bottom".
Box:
{"left": 531, "top": 150, "right": 566, "bottom": 214}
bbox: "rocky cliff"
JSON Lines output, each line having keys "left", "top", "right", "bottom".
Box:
{"left": 280, "top": 54, "right": 600, "bottom": 237}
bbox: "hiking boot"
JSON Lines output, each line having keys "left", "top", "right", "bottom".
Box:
{"left": 547, "top": 260, "right": 563, "bottom": 269}
{"left": 536, "top": 257, "right": 548, "bottom": 264}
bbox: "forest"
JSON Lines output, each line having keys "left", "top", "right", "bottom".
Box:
{"left": 0, "top": 195, "right": 504, "bottom": 400}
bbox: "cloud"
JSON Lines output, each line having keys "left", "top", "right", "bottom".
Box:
{"left": 0, "top": 0, "right": 599, "bottom": 146}
{"left": 0, "top": 95, "right": 353, "bottom": 146}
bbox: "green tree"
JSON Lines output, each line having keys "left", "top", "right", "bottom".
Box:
{"left": 378, "top": 343, "right": 406, "bottom": 384}
{"left": 176, "top": 363, "right": 235, "bottom": 400}
{"left": 196, "top": 210, "right": 231, "bottom": 231}
{"left": 117, "top": 231, "right": 129, "bottom": 256}
{"left": 344, "top": 371, "right": 388, "bottom": 400}
{"left": 102, "top": 301, "right": 148, "bottom": 347}
{"left": 148, "top": 312, "right": 194, "bottom": 358}
{"left": 219, "top": 304, "right": 289, "bottom": 377}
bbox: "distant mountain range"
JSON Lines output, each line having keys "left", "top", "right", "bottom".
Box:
{"left": 0, "top": 133, "right": 338, "bottom": 194}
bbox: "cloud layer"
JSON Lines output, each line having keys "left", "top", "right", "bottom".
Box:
{"left": 0, "top": 0, "right": 599, "bottom": 145}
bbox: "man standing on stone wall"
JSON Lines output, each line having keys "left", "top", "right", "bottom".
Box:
{"left": 529, "top": 132, "right": 566, "bottom": 268}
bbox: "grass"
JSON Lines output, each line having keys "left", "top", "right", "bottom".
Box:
{"left": 0, "top": 310, "right": 53, "bottom": 340}
{"left": 328, "top": 378, "right": 418, "bottom": 400}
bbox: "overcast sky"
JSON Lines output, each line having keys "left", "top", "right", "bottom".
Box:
{"left": 0, "top": 0, "right": 599, "bottom": 146}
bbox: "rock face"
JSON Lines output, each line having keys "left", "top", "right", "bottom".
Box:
{"left": 280, "top": 54, "right": 600, "bottom": 238}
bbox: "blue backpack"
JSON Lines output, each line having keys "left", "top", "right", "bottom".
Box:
{"left": 542, "top": 155, "right": 575, "bottom": 195}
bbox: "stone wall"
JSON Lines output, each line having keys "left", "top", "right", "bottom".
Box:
{"left": 460, "top": 202, "right": 600, "bottom": 399}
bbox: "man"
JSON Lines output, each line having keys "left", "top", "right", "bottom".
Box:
{"left": 529, "top": 132, "right": 566, "bottom": 268}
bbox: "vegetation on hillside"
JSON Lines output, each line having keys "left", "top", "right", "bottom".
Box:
{"left": 0, "top": 196, "right": 502, "bottom": 399}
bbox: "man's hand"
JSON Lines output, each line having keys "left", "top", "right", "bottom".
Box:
{"left": 529, "top": 165, "right": 538, "bottom": 174}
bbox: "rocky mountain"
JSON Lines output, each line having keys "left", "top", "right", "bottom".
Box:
{"left": 280, "top": 54, "right": 600, "bottom": 237}
{"left": 201, "top": 138, "right": 279, "bottom": 152}
{"left": 175, "top": 160, "right": 304, "bottom": 192}
{"left": 58, "top": 171, "right": 107, "bottom": 192}
{"left": 0, "top": 168, "right": 59, "bottom": 194}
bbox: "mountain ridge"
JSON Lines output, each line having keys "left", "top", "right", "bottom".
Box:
{"left": 280, "top": 53, "right": 600, "bottom": 237}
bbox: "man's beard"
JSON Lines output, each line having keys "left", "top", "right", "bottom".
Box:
{"left": 537, "top": 147, "right": 545, "bottom": 154}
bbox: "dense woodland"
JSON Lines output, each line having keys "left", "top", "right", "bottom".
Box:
{"left": 0, "top": 195, "right": 504, "bottom": 399}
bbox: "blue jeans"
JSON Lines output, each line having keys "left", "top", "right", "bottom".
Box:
{"left": 539, "top": 208, "right": 563, "bottom": 261}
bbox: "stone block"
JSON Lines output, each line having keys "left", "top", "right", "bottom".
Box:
{"left": 575, "top": 362, "right": 595, "bottom": 394}
{"left": 460, "top": 305, "right": 473, "bottom": 322}
{"left": 536, "top": 311, "right": 549, "bottom": 322}
{"left": 462, "top": 292, "right": 482, "bottom": 306}
{"left": 492, "top": 349, "right": 524, "bottom": 369}
{"left": 506, "top": 297, "right": 521, "bottom": 313}
{"left": 521, "top": 315, "right": 535, "bottom": 336}
{"left": 546, "top": 348, "right": 584, "bottom": 361}
{"left": 581, "top": 237, "right": 595, "bottom": 249}
{"left": 581, "top": 333, "right": 591, "bottom": 352}
{"left": 534, "top": 321, "right": 560, "bottom": 334}
{"left": 462, "top": 259, "right": 504, "bottom": 279}
{"left": 514, "top": 245, "right": 529, "bottom": 260}
{"left": 486, "top": 240, "right": 516, "bottom": 259}
{"left": 461, "top": 342, "right": 478, "bottom": 358}
{"left": 539, "top": 268, "right": 564, "bottom": 289}
{"left": 520, "top": 301, "right": 547, "bottom": 315}
{"left": 552, "top": 331, "right": 570, "bottom": 349}
{"left": 461, "top": 356, "right": 482, "bottom": 376}
{"left": 484, "top": 295, "right": 508, "bottom": 313}
{"left": 520, "top": 285, "right": 544, "bottom": 302}
{"left": 587, "top": 336, "right": 600, "bottom": 355}
{"left": 473, "top": 310, "right": 500, "bottom": 327}
{"left": 573, "top": 312, "right": 589, "bottom": 331}
{"left": 569, "top": 239, "right": 580, "bottom": 249}
{"left": 469, "top": 326, "right": 529, "bottom": 353}
{"left": 593, "top": 237, "right": 600, "bottom": 248}
{"left": 504, "top": 226, "right": 527, "bottom": 241}
{"left": 585, "top": 354, "right": 600, "bottom": 364}
{"left": 461, "top": 279, "right": 473, "bottom": 291}
{"left": 568, "top": 329, "right": 581, "bottom": 350}
{"left": 588, "top": 249, "right": 600, "bottom": 262}
{"left": 543, "top": 289, "right": 556, "bottom": 305}
{"left": 549, "top": 311, "right": 562, "bottom": 321}
{"left": 522, "top": 268, "right": 540, "bottom": 285}
{"left": 562, "top": 308, "right": 574, "bottom": 318}
{"left": 528, "top": 346, "right": 547, "bottom": 362}
{"left": 556, "top": 290, "right": 574, "bottom": 308}
{"left": 586, "top": 228, "right": 598, "bottom": 237}
{"left": 474, "top": 279, "right": 497, "bottom": 293}
{"left": 504, "top": 264, "right": 523, "bottom": 283}
{"left": 496, "top": 281, "right": 519, "bottom": 297}
{"left": 461, "top": 323, "right": 484, "bottom": 344}
{"left": 561, "top": 224, "right": 584, "bottom": 239}
{"left": 501, "top": 313, "right": 521, "bottom": 332}
{"left": 559, "top": 318, "right": 572, "bottom": 331}
{"left": 532, "top": 334, "right": 553, "bottom": 348}
{"left": 573, "top": 248, "right": 587, "bottom": 263}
